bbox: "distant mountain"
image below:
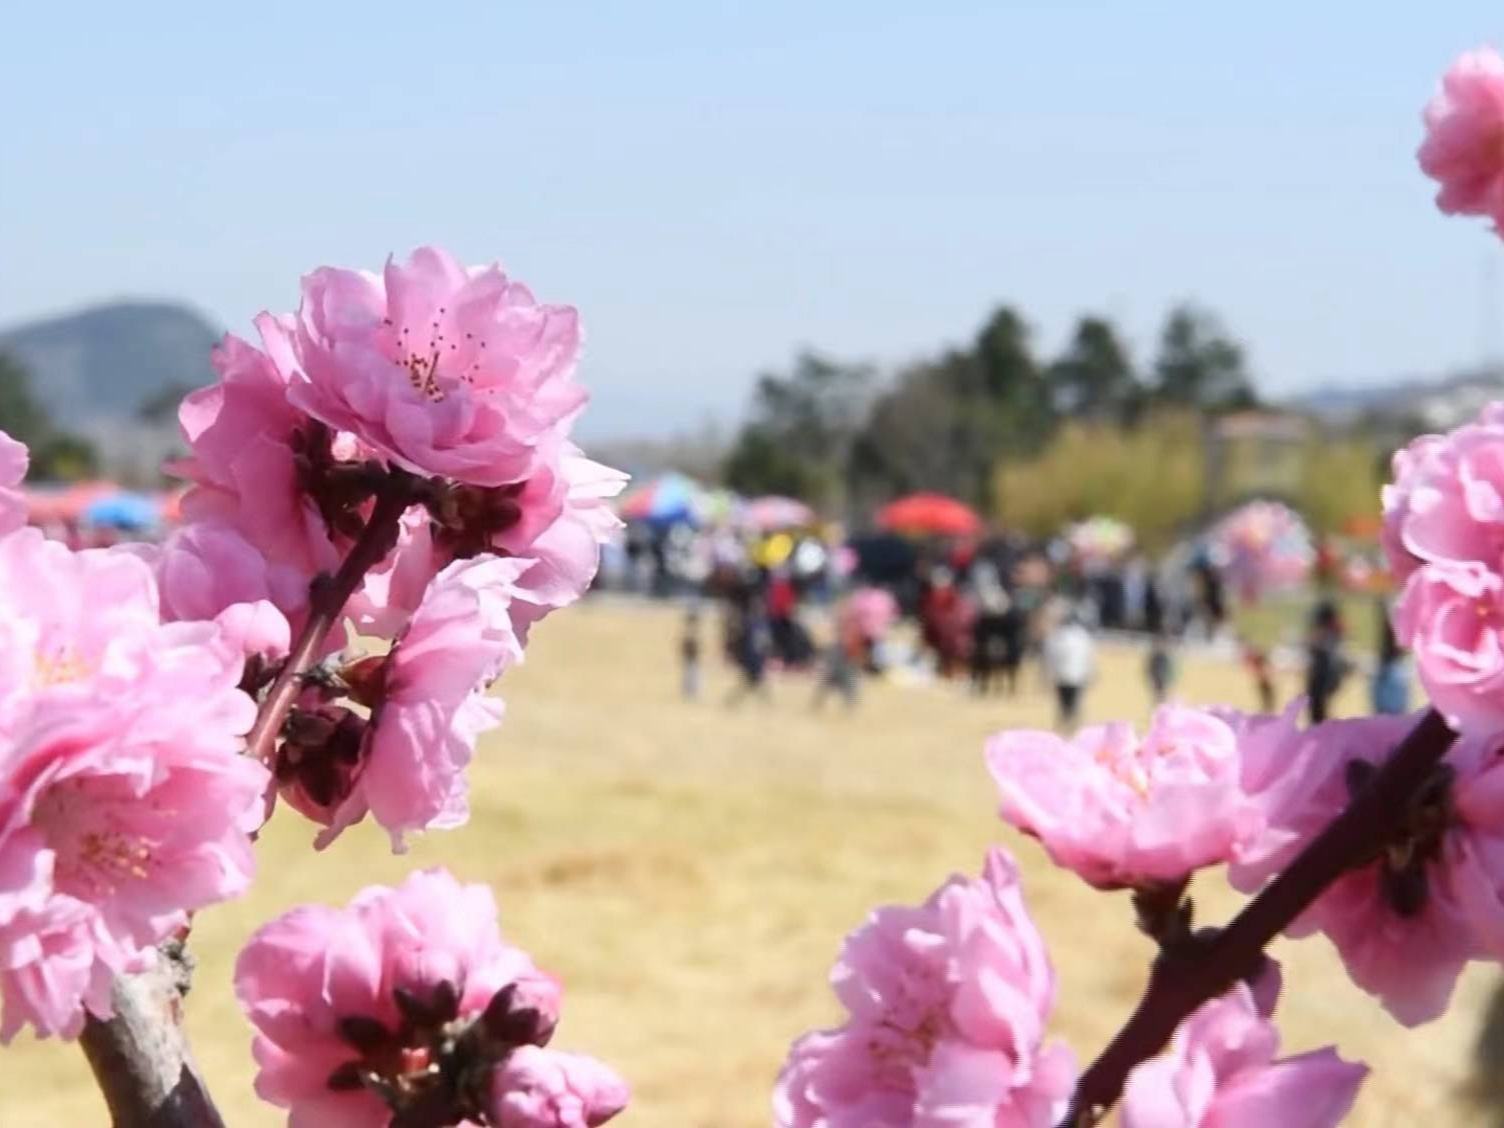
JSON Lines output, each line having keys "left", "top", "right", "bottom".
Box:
{"left": 0, "top": 301, "right": 223, "bottom": 483}
{"left": 0, "top": 301, "right": 221, "bottom": 427}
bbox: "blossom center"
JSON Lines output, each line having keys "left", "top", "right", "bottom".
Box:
{"left": 31, "top": 644, "right": 92, "bottom": 688}
{"left": 31, "top": 778, "right": 155, "bottom": 900}
{"left": 383, "top": 310, "right": 486, "bottom": 403}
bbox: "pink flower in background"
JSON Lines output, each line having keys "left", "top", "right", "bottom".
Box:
{"left": 269, "top": 246, "right": 585, "bottom": 488}
{"left": 0, "top": 529, "right": 265, "bottom": 1039}
{"left": 489, "top": 1046, "right": 630, "bottom": 1128}
{"left": 236, "top": 869, "right": 615, "bottom": 1127}
{"left": 773, "top": 848, "right": 1075, "bottom": 1128}
{"left": 1229, "top": 710, "right": 1504, "bottom": 1026}
{"left": 177, "top": 326, "right": 341, "bottom": 579}
{"left": 0, "top": 430, "right": 27, "bottom": 535}
{"left": 985, "top": 706, "right": 1259, "bottom": 889}
{"left": 1420, "top": 46, "right": 1504, "bottom": 231}
{"left": 1121, "top": 984, "right": 1366, "bottom": 1128}
{"left": 306, "top": 556, "right": 526, "bottom": 851}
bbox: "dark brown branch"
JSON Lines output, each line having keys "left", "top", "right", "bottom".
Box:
{"left": 243, "top": 470, "right": 417, "bottom": 766}
{"left": 78, "top": 943, "right": 224, "bottom": 1128}
{"left": 1061, "top": 707, "right": 1457, "bottom": 1127}
{"left": 80, "top": 471, "right": 418, "bottom": 1126}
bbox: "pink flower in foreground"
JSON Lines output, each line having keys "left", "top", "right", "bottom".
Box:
{"left": 1121, "top": 984, "right": 1366, "bottom": 1128}
{"left": 295, "top": 555, "right": 526, "bottom": 851}
{"left": 774, "top": 848, "right": 1075, "bottom": 1128}
{"left": 489, "top": 1046, "right": 630, "bottom": 1128}
{"left": 353, "top": 444, "right": 626, "bottom": 641}
{"left": 235, "top": 868, "right": 621, "bottom": 1127}
{"left": 1419, "top": 46, "right": 1504, "bottom": 232}
{"left": 268, "top": 246, "right": 585, "bottom": 488}
{"left": 985, "top": 706, "right": 1259, "bottom": 890}
{"left": 0, "top": 529, "right": 265, "bottom": 1040}
{"left": 0, "top": 430, "right": 26, "bottom": 535}
{"left": 154, "top": 522, "right": 306, "bottom": 661}
{"left": 177, "top": 327, "right": 341, "bottom": 579}
{"left": 1229, "top": 708, "right": 1504, "bottom": 1025}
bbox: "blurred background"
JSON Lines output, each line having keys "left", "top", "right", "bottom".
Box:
{"left": 6, "top": 3, "right": 1504, "bottom": 1125}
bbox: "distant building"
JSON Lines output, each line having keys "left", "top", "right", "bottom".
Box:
{"left": 1203, "top": 410, "right": 1311, "bottom": 511}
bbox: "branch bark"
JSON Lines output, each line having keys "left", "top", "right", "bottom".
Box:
{"left": 1061, "top": 707, "right": 1457, "bottom": 1127}
{"left": 79, "top": 472, "right": 418, "bottom": 1126}
{"left": 78, "top": 943, "right": 224, "bottom": 1128}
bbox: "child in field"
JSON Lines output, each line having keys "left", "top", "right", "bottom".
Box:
{"left": 1145, "top": 633, "right": 1176, "bottom": 706}
{"left": 1242, "top": 640, "right": 1277, "bottom": 714}
{"left": 679, "top": 607, "right": 702, "bottom": 701}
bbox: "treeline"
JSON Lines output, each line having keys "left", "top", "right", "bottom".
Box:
{"left": 724, "top": 303, "right": 1261, "bottom": 522}
{"left": 0, "top": 352, "right": 98, "bottom": 480}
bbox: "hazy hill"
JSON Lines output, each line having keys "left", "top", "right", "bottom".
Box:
{"left": 0, "top": 301, "right": 220, "bottom": 425}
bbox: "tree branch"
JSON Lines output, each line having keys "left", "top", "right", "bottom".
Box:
{"left": 78, "top": 471, "right": 418, "bottom": 1126}
{"left": 1061, "top": 707, "right": 1457, "bottom": 1127}
{"left": 243, "top": 470, "right": 417, "bottom": 766}
{"left": 78, "top": 943, "right": 224, "bottom": 1128}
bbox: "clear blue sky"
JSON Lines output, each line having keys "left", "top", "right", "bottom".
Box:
{"left": 4, "top": 3, "right": 1504, "bottom": 438}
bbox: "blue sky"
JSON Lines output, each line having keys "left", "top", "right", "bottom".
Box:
{"left": 4, "top": 3, "right": 1504, "bottom": 438}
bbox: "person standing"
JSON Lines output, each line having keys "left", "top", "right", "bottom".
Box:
{"left": 679, "top": 607, "right": 703, "bottom": 701}
{"left": 1305, "top": 598, "right": 1349, "bottom": 724}
{"left": 1145, "top": 633, "right": 1176, "bottom": 706}
{"left": 1371, "top": 600, "right": 1410, "bottom": 716}
{"left": 1044, "top": 610, "right": 1096, "bottom": 731}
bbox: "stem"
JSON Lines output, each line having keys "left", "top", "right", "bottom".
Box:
{"left": 78, "top": 472, "right": 417, "bottom": 1126}
{"left": 243, "top": 471, "right": 416, "bottom": 766}
{"left": 1061, "top": 708, "right": 1457, "bottom": 1127}
{"left": 78, "top": 943, "right": 224, "bottom": 1128}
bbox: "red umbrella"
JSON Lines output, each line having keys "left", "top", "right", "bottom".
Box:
{"left": 875, "top": 492, "right": 982, "bottom": 537}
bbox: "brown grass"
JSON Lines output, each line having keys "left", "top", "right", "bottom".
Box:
{"left": 1, "top": 600, "right": 1498, "bottom": 1126}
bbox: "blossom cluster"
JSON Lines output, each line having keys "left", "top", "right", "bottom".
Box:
{"left": 0, "top": 472, "right": 268, "bottom": 1039}
{"left": 236, "top": 868, "right": 626, "bottom": 1127}
{"left": 0, "top": 246, "right": 631, "bottom": 1128}
{"left": 165, "top": 246, "right": 625, "bottom": 849}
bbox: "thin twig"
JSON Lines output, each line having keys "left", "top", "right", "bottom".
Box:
{"left": 243, "top": 471, "right": 416, "bottom": 765}
{"left": 1061, "top": 708, "right": 1457, "bottom": 1127}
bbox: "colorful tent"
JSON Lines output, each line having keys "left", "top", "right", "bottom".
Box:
{"left": 875, "top": 493, "right": 982, "bottom": 538}
{"left": 617, "top": 472, "right": 704, "bottom": 527}
{"left": 743, "top": 495, "right": 816, "bottom": 532}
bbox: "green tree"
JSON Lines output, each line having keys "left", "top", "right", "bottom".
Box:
{"left": 0, "top": 351, "right": 51, "bottom": 445}
{"left": 993, "top": 410, "right": 1207, "bottom": 552}
{"left": 1046, "top": 315, "right": 1139, "bottom": 422}
{"left": 1150, "top": 304, "right": 1258, "bottom": 413}
{"left": 0, "top": 350, "right": 98, "bottom": 481}
{"left": 723, "top": 351, "right": 872, "bottom": 508}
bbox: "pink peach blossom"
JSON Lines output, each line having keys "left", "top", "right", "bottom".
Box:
{"left": 489, "top": 1046, "right": 629, "bottom": 1128}
{"left": 269, "top": 246, "right": 585, "bottom": 488}
{"left": 1420, "top": 46, "right": 1504, "bottom": 232}
{"left": 1121, "top": 983, "right": 1366, "bottom": 1128}
{"left": 0, "top": 529, "right": 266, "bottom": 1039}
{"left": 1228, "top": 709, "right": 1504, "bottom": 1025}
{"left": 352, "top": 444, "right": 626, "bottom": 641}
{"left": 309, "top": 556, "right": 527, "bottom": 851}
{"left": 0, "top": 430, "right": 26, "bottom": 535}
{"left": 176, "top": 327, "right": 341, "bottom": 580}
{"left": 154, "top": 522, "right": 305, "bottom": 660}
{"left": 236, "top": 868, "right": 599, "bottom": 1127}
{"left": 985, "top": 706, "right": 1260, "bottom": 890}
{"left": 773, "top": 848, "right": 1075, "bottom": 1127}
{"left": 1393, "top": 561, "right": 1504, "bottom": 731}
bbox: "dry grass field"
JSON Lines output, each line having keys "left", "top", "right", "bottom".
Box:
{"left": 3, "top": 598, "right": 1501, "bottom": 1126}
